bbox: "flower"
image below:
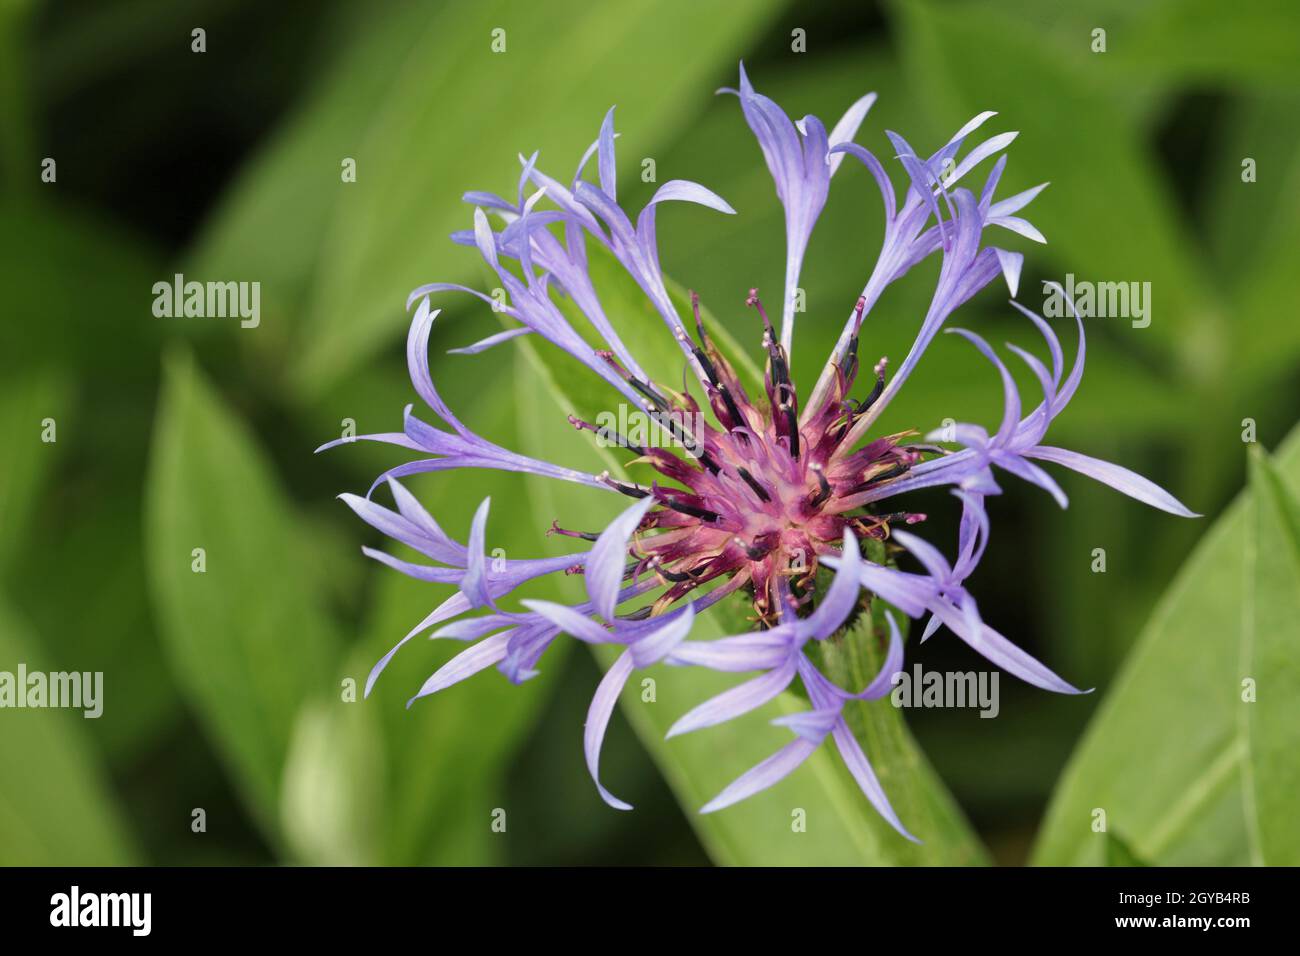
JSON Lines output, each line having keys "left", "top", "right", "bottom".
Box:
{"left": 322, "top": 64, "right": 1195, "bottom": 838}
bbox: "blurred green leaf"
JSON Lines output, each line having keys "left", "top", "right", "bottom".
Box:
{"left": 39, "top": 0, "right": 234, "bottom": 102}
{"left": 1031, "top": 422, "right": 1300, "bottom": 865}
{"left": 0, "top": 199, "right": 162, "bottom": 374}
{"left": 280, "top": 692, "right": 384, "bottom": 866}
{"left": 145, "top": 349, "right": 342, "bottom": 843}
{"left": 0, "top": 200, "right": 177, "bottom": 764}
{"left": 810, "top": 611, "right": 995, "bottom": 862}
{"left": 1038, "top": 477, "right": 1175, "bottom": 687}
{"left": 507, "top": 239, "right": 985, "bottom": 864}
{"left": 0, "top": 601, "right": 138, "bottom": 865}
{"left": 303, "top": 340, "right": 569, "bottom": 865}
{"left": 1243, "top": 445, "right": 1300, "bottom": 864}
{"left": 295, "top": 0, "right": 785, "bottom": 396}
{"left": 1116, "top": 0, "right": 1300, "bottom": 89}
{"left": 888, "top": 0, "right": 1236, "bottom": 619}
{"left": 1197, "top": 88, "right": 1300, "bottom": 454}
{"left": 1105, "top": 831, "right": 1150, "bottom": 867}
{"left": 0, "top": 0, "right": 36, "bottom": 191}
{"left": 0, "top": 369, "right": 70, "bottom": 574}
{"left": 1206, "top": 92, "right": 1300, "bottom": 281}
{"left": 192, "top": 0, "right": 784, "bottom": 396}
{"left": 357, "top": 573, "right": 560, "bottom": 865}
{"left": 889, "top": 0, "right": 1223, "bottom": 367}
{"left": 16, "top": 482, "right": 178, "bottom": 764}
{"left": 960, "top": 0, "right": 1300, "bottom": 91}
{"left": 185, "top": 0, "right": 435, "bottom": 358}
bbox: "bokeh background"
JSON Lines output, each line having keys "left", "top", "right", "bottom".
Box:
{"left": 1, "top": 0, "right": 1298, "bottom": 866}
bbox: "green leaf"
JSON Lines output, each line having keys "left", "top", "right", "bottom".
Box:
{"left": 809, "top": 611, "right": 994, "bottom": 863}
{"left": 945, "top": 0, "right": 1300, "bottom": 91}
{"left": 15, "top": 479, "right": 179, "bottom": 765}
{"left": 1218, "top": 95, "right": 1300, "bottom": 384}
{"left": 272, "top": 0, "right": 780, "bottom": 396}
{"left": 304, "top": 349, "right": 568, "bottom": 865}
{"left": 0, "top": 201, "right": 179, "bottom": 765}
{"left": 0, "top": 200, "right": 162, "bottom": 374}
{"left": 278, "top": 612, "right": 547, "bottom": 868}
{"left": 280, "top": 691, "right": 385, "bottom": 867}
{"left": 0, "top": 0, "right": 36, "bottom": 192}
{"left": 1105, "top": 832, "right": 1150, "bottom": 867}
{"left": 1031, "top": 423, "right": 1300, "bottom": 865}
{"left": 189, "top": 0, "right": 784, "bottom": 395}
{"left": 1243, "top": 445, "right": 1300, "bottom": 864}
{"left": 1205, "top": 92, "right": 1300, "bottom": 284}
{"left": 360, "top": 554, "right": 565, "bottom": 866}
{"left": 505, "top": 238, "right": 986, "bottom": 864}
{"left": 145, "top": 349, "right": 342, "bottom": 842}
{"left": 185, "top": 0, "right": 437, "bottom": 356}
{"left": 886, "top": 0, "right": 1237, "bottom": 588}
{"left": 888, "top": 0, "right": 1223, "bottom": 363}
{"left": 0, "top": 369, "right": 70, "bottom": 575}
{"left": 1115, "top": 0, "right": 1300, "bottom": 89}
{"left": 0, "top": 601, "right": 138, "bottom": 865}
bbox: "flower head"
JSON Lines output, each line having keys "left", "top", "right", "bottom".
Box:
{"left": 323, "top": 64, "right": 1195, "bottom": 838}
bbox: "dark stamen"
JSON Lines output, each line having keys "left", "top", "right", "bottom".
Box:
{"left": 769, "top": 346, "right": 791, "bottom": 391}
{"left": 736, "top": 467, "right": 772, "bottom": 503}
{"left": 846, "top": 462, "right": 909, "bottom": 495}
{"left": 629, "top": 377, "right": 673, "bottom": 413}
{"left": 680, "top": 331, "right": 744, "bottom": 436}
{"left": 867, "top": 462, "right": 909, "bottom": 485}
{"left": 599, "top": 472, "right": 651, "bottom": 499}
{"left": 548, "top": 520, "right": 600, "bottom": 541}
{"left": 567, "top": 414, "right": 646, "bottom": 456}
{"left": 597, "top": 350, "right": 675, "bottom": 415}
{"left": 850, "top": 357, "right": 887, "bottom": 415}
{"left": 653, "top": 561, "right": 703, "bottom": 583}
{"left": 759, "top": 327, "right": 792, "bottom": 398}
{"left": 690, "top": 290, "right": 712, "bottom": 346}
{"left": 665, "top": 499, "right": 720, "bottom": 522}
{"left": 652, "top": 485, "right": 720, "bottom": 522}
{"left": 838, "top": 297, "right": 868, "bottom": 379}
{"left": 779, "top": 390, "right": 801, "bottom": 459}
{"left": 649, "top": 409, "right": 694, "bottom": 448}
{"left": 749, "top": 290, "right": 790, "bottom": 390}
{"left": 735, "top": 535, "right": 775, "bottom": 562}
{"left": 808, "top": 466, "right": 832, "bottom": 508}
{"left": 748, "top": 288, "right": 801, "bottom": 457}
{"left": 689, "top": 292, "right": 752, "bottom": 441}
{"left": 690, "top": 345, "right": 721, "bottom": 388}
{"left": 841, "top": 352, "right": 859, "bottom": 389}
{"left": 714, "top": 383, "right": 749, "bottom": 434}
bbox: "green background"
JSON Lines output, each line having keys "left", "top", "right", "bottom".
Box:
{"left": 1, "top": 0, "right": 1298, "bottom": 865}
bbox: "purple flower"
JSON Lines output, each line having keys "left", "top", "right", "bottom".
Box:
{"left": 323, "top": 65, "right": 1195, "bottom": 838}
{"left": 720, "top": 63, "right": 878, "bottom": 352}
